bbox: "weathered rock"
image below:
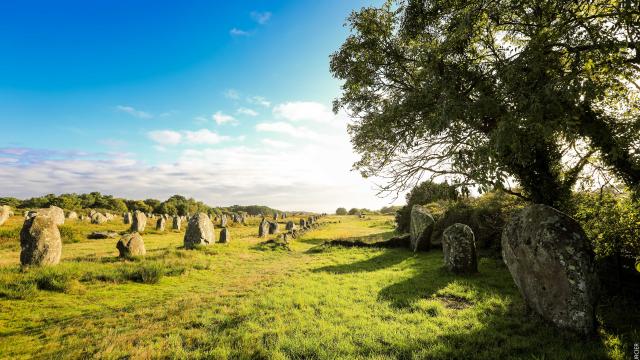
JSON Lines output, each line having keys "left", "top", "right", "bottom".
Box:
{"left": 258, "top": 218, "right": 269, "bottom": 237}
{"left": 184, "top": 213, "right": 215, "bottom": 249}
{"left": 156, "top": 217, "right": 166, "bottom": 231}
{"left": 105, "top": 213, "right": 114, "bottom": 221}
{"left": 442, "top": 223, "right": 477, "bottom": 274}
{"left": 91, "top": 212, "right": 108, "bottom": 224}
{"left": 285, "top": 220, "right": 295, "bottom": 231}
{"left": 410, "top": 205, "right": 435, "bottom": 252}
{"left": 219, "top": 228, "right": 230, "bottom": 243}
{"left": 37, "top": 206, "right": 65, "bottom": 226}
{"left": 20, "top": 215, "right": 62, "bottom": 265}
{"left": 116, "top": 232, "right": 146, "bottom": 257}
{"left": 130, "top": 211, "right": 147, "bottom": 233}
{"left": 268, "top": 221, "right": 279, "bottom": 235}
{"left": 220, "top": 214, "right": 227, "bottom": 227}
{"left": 0, "top": 205, "right": 12, "bottom": 226}
{"left": 299, "top": 219, "right": 307, "bottom": 228}
{"left": 88, "top": 231, "right": 119, "bottom": 239}
{"left": 172, "top": 215, "right": 181, "bottom": 230}
{"left": 123, "top": 212, "right": 132, "bottom": 224}
{"left": 66, "top": 211, "right": 78, "bottom": 220}
{"left": 502, "top": 204, "right": 598, "bottom": 335}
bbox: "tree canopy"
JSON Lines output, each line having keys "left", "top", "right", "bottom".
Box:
{"left": 331, "top": 0, "right": 640, "bottom": 208}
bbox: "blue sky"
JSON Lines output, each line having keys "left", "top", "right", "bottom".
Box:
{"left": 0, "top": 0, "right": 397, "bottom": 212}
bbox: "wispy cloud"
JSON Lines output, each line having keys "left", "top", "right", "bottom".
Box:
{"left": 148, "top": 130, "right": 182, "bottom": 145}
{"left": 237, "top": 107, "right": 259, "bottom": 117}
{"left": 261, "top": 138, "right": 292, "bottom": 149}
{"left": 224, "top": 89, "right": 240, "bottom": 100}
{"left": 255, "top": 122, "right": 317, "bottom": 139}
{"left": 273, "top": 101, "right": 339, "bottom": 125}
{"left": 147, "top": 129, "right": 231, "bottom": 146}
{"left": 230, "top": 28, "right": 251, "bottom": 37}
{"left": 213, "top": 111, "right": 237, "bottom": 125}
{"left": 116, "top": 105, "right": 153, "bottom": 119}
{"left": 251, "top": 11, "right": 272, "bottom": 25}
{"left": 248, "top": 96, "right": 271, "bottom": 107}
{"left": 183, "top": 129, "right": 230, "bottom": 145}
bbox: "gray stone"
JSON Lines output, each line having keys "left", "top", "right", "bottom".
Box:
{"left": 220, "top": 214, "right": 227, "bottom": 227}
{"left": 156, "top": 217, "right": 166, "bottom": 231}
{"left": 184, "top": 213, "right": 215, "bottom": 249}
{"left": 91, "top": 212, "right": 108, "bottom": 224}
{"left": 410, "top": 205, "right": 435, "bottom": 252}
{"left": 88, "top": 231, "right": 119, "bottom": 239}
{"left": 37, "top": 206, "right": 65, "bottom": 226}
{"left": 130, "top": 210, "right": 147, "bottom": 233}
{"left": 219, "top": 228, "right": 230, "bottom": 243}
{"left": 299, "top": 219, "right": 307, "bottom": 228}
{"left": 116, "top": 232, "right": 146, "bottom": 257}
{"left": 20, "top": 215, "right": 62, "bottom": 265}
{"left": 123, "top": 212, "right": 132, "bottom": 224}
{"left": 0, "top": 205, "right": 12, "bottom": 226}
{"left": 258, "top": 218, "right": 269, "bottom": 237}
{"left": 285, "top": 220, "right": 295, "bottom": 231}
{"left": 66, "top": 211, "right": 78, "bottom": 220}
{"left": 443, "top": 223, "right": 477, "bottom": 274}
{"left": 268, "top": 221, "right": 279, "bottom": 235}
{"left": 172, "top": 215, "right": 181, "bottom": 230}
{"left": 502, "top": 204, "right": 598, "bottom": 335}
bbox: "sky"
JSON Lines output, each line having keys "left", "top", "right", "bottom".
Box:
{"left": 0, "top": 0, "right": 400, "bottom": 213}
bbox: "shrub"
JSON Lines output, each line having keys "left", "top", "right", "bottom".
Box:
{"left": 58, "top": 225, "right": 82, "bottom": 244}
{"left": 123, "top": 262, "right": 165, "bottom": 284}
{"left": 34, "top": 268, "right": 76, "bottom": 292}
{"left": 395, "top": 181, "right": 460, "bottom": 232}
{"left": 335, "top": 207, "right": 347, "bottom": 215}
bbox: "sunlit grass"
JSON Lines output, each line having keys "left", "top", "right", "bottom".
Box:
{"left": 0, "top": 214, "right": 633, "bottom": 359}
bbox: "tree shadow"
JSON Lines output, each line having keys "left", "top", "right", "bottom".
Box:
{"left": 312, "top": 250, "right": 413, "bottom": 274}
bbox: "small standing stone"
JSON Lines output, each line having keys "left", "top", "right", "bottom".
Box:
{"left": 184, "top": 213, "right": 215, "bottom": 249}
{"left": 130, "top": 210, "right": 147, "bottom": 233}
{"left": 219, "top": 228, "right": 230, "bottom": 243}
{"left": 20, "top": 215, "right": 62, "bottom": 265}
{"left": 172, "top": 215, "right": 181, "bottom": 230}
{"left": 116, "top": 232, "right": 146, "bottom": 257}
{"left": 258, "top": 218, "right": 269, "bottom": 237}
{"left": 156, "top": 217, "right": 166, "bottom": 231}
{"left": 442, "top": 223, "right": 477, "bottom": 274}
{"left": 268, "top": 221, "right": 279, "bottom": 234}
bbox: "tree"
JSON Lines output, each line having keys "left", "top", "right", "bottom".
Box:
{"left": 395, "top": 181, "right": 460, "bottom": 232}
{"left": 348, "top": 208, "right": 360, "bottom": 215}
{"left": 331, "top": 0, "right": 640, "bottom": 208}
{"left": 336, "top": 207, "right": 348, "bottom": 215}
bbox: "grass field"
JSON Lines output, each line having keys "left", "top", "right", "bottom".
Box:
{"left": 0, "top": 214, "right": 634, "bottom": 359}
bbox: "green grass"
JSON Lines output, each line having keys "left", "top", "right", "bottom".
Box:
{"left": 0, "top": 214, "right": 635, "bottom": 359}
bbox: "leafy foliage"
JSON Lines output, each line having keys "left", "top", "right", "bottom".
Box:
{"left": 395, "top": 181, "right": 460, "bottom": 232}
{"left": 335, "top": 207, "right": 348, "bottom": 215}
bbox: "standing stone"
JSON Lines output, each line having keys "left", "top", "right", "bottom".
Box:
{"left": 410, "top": 205, "right": 435, "bottom": 252}
{"left": 123, "top": 212, "right": 132, "bottom": 224}
{"left": 130, "top": 211, "right": 147, "bottom": 233}
{"left": 442, "top": 223, "right": 477, "bottom": 274}
{"left": 20, "top": 215, "right": 62, "bottom": 266}
{"left": 66, "top": 211, "right": 78, "bottom": 220}
{"left": 258, "top": 218, "right": 269, "bottom": 237}
{"left": 285, "top": 220, "right": 295, "bottom": 231}
{"left": 220, "top": 214, "right": 228, "bottom": 227}
{"left": 299, "top": 219, "right": 307, "bottom": 229}
{"left": 0, "top": 205, "right": 12, "bottom": 226}
{"left": 156, "top": 217, "right": 166, "bottom": 231}
{"left": 502, "top": 204, "right": 598, "bottom": 335}
{"left": 184, "top": 213, "right": 215, "bottom": 249}
{"left": 219, "top": 228, "right": 230, "bottom": 243}
{"left": 241, "top": 214, "right": 247, "bottom": 225}
{"left": 172, "top": 215, "right": 181, "bottom": 230}
{"left": 37, "top": 206, "right": 65, "bottom": 226}
{"left": 105, "top": 213, "right": 114, "bottom": 221}
{"left": 91, "top": 212, "right": 108, "bottom": 224}
{"left": 116, "top": 232, "right": 146, "bottom": 257}
{"left": 268, "top": 221, "right": 279, "bottom": 235}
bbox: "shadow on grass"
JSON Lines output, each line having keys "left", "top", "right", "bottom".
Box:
{"left": 312, "top": 251, "right": 412, "bottom": 274}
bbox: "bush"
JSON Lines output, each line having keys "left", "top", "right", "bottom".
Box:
{"left": 34, "top": 268, "right": 76, "bottom": 292}
{"left": 335, "top": 207, "right": 347, "bottom": 215}
{"left": 123, "top": 262, "right": 165, "bottom": 284}
{"left": 395, "top": 181, "right": 460, "bottom": 232}
{"left": 58, "top": 225, "right": 82, "bottom": 244}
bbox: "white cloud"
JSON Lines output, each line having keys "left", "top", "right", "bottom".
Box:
{"left": 255, "top": 122, "right": 317, "bottom": 139}
{"left": 183, "top": 129, "right": 230, "bottom": 145}
{"left": 116, "top": 105, "right": 153, "bottom": 119}
{"left": 148, "top": 130, "right": 182, "bottom": 145}
{"left": 224, "top": 89, "right": 240, "bottom": 99}
{"left": 230, "top": 28, "right": 251, "bottom": 37}
{"left": 261, "top": 138, "right": 292, "bottom": 149}
{"left": 237, "top": 107, "right": 259, "bottom": 117}
{"left": 248, "top": 96, "right": 271, "bottom": 107}
{"left": 273, "top": 101, "right": 340, "bottom": 125}
{"left": 213, "top": 111, "right": 237, "bottom": 125}
{"left": 251, "top": 11, "right": 272, "bottom": 25}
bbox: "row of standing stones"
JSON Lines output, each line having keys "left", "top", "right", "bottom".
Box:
{"left": 409, "top": 203, "right": 597, "bottom": 335}
{"left": 10, "top": 205, "right": 320, "bottom": 265}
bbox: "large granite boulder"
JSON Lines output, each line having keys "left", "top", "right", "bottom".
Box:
{"left": 442, "top": 223, "right": 477, "bottom": 274}
{"left": 130, "top": 211, "right": 147, "bottom": 233}
{"left": 172, "top": 215, "right": 181, "bottom": 230}
{"left": 38, "top": 206, "right": 65, "bottom": 226}
{"left": 219, "top": 228, "right": 230, "bottom": 244}
{"left": 156, "top": 217, "right": 166, "bottom": 231}
{"left": 20, "top": 215, "right": 62, "bottom": 265}
{"left": 88, "top": 231, "right": 118, "bottom": 239}
{"left": 258, "top": 218, "right": 269, "bottom": 237}
{"left": 91, "top": 212, "right": 108, "bottom": 224}
{"left": 502, "top": 204, "right": 598, "bottom": 335}
{"left": 268, "top": 221, "right": 279, "bottom": 235}
{"left": 116, "top": 232, "right": 146, "bottom": 257}
{"left": 184, "top": 213, "right": 215, "bottom": 249}
{"left": 410, "top": 205, "right": 435, "bottom": 252}
{"left": 0, "top": 205, "right": 12, "bottom": 226}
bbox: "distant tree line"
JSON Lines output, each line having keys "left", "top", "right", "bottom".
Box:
{"left": 0, "top": 192, "right": 282, "bottom": 217}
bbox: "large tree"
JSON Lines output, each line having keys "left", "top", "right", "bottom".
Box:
{"left": 331, "top": 0, "right": 640, "bottom": 207}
